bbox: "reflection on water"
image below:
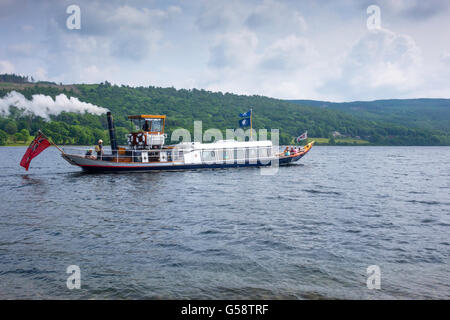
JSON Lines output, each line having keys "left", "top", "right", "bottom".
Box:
{"left": 0, "top": 146, "right": 449, "bottom": 299}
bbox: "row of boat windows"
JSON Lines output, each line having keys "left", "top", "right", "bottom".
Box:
{"left": 120, "top": 147, "right": 272, "bottom": 162}
{"left": 201, "top": 148, "right": 271, "bottom": 161}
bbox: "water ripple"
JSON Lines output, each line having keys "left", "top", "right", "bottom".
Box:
{"left": 0, "top": 146, "right": 449, "bottom": 299}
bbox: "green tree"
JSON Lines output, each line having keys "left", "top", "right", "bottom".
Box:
{"left": 115, "top": 127, "right": 130, "bottom": 145}
{"left": 17, "top": 129, "right": 30, "bottom": 143}
{"left": 0, "top": 129, "right": 8, "bottom": 145}
{"left": 1, "top": 81, "right": 450, "bottom": 146}
{"left": 4, "top": 121, "right": 17, "bottom": 135}
{"left": 329, "top": 135, "right": 336, "bottom": 145}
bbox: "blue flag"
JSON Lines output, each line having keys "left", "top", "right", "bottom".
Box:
{"left": 239, "top": 110, "right": 252, "bottom": 118}
{"left": 239, "top": 118, "right": 250, "bottom": 127}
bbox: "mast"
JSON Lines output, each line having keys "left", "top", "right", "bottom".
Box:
{"left": 250, "top": 108, "right": 253, "bottom": 140}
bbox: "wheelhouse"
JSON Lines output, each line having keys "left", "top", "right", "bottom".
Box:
{"left": 127, "top": 115, "right": 166, "bottom": 150}
{"left": 128, "top": 115, "right": 166, "bottom": 134}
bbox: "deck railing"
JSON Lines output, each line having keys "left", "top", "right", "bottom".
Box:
{"left": 62, "top": 146, "right": 288, "bottom": 164}
{"left": 62, "top": 147, "right": 176, "bottom": 163}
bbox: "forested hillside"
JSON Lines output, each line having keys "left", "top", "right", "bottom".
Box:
{"left": 0, "top": 79, "right": 449, "bottom": 146}
{"left": 288, "top": 99, "right": 450, "bottom": 133}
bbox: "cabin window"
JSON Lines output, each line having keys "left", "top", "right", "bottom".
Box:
{"left": 235, "top": 148, "right": 245, "bottom": 163}
{"left": 259, "top": 147, "right": 269, "bottom": 158}
{"left": 202, "top": 150, "right": 216, "bottom": 162}
{"left": 248, "top": 148, "right": 258, "bottom": 160}
{"left": 176, "top": 150, "right": 183, "bottom": 160}
{"left": 223, "top": 149, "right": 233, "bottom": 162}
{"left": 150, "top": 119, "right": 162, "bottom": 132}
{"left": 132, "top": 118, "right": 163, "bottom": 132}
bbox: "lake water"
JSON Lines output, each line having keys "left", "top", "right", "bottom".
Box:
{"left": 0, "top": 146, "right": 449, "bottom": 299}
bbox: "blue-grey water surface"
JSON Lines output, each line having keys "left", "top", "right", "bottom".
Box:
{"left": 0, "top": 146, "right": 449, "bottom": 299}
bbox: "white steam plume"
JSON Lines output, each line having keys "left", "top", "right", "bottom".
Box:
{"left": 0, "top": 91, "right": 109, "bottom": 120}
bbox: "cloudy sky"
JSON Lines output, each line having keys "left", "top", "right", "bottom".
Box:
{"left": 1, "top": 0, "right": 449, "bottom": 101}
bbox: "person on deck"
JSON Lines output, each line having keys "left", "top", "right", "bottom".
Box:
{"left": 95, "top": 139, "right": 103, "bottom": 160}
{"left": 85, "top": 149, "right": 95, "bottom": 159}
{"left": 142, "top": 121, "right": 150, "bottom": 131}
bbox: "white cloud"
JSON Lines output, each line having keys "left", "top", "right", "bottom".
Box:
{"left": 441, "top": 52, "right": 450, "bottom": 66}
{"left": 245, "top": 0, "right": 307, "bottom": 34}
{"left": 0, "top": 60, "right": 15, "bottom": 73}
{"left": 322, "top": 28, "right": 423, "bottom": 100}
{"left": 7, "top": 42, "right": 34, "bottom": 55}
{"left": 208, "top": 30, "right": 259, "bottom": 69}
{"left": 107, "top": 5, "right": 178, "bottom": 29}
{"left": 37, "top": 2, "right": 184, "bottom": 84}
{"left": 196, "top": 0, "right": 245, "bottom": 32}
{"left": 33, "top": 67, "right": 48, "bottom": 81}
{"left": 202, "top": 32, "right": 323, "bottom": 99}
{"left": 260, "top": 35, "right": 317, "bottom": 71}
{"left": 377, "top": 0, "right": 449, "bottom": 20}
{"left": 1, "top": 0, "right": 449, "bottom": 100}
{"left": 49, "top": 3, "right": 181, "bottom": 63}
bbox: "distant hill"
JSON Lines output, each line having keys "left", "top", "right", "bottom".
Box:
{"left": 288, "top": 99, "right": 450, "bottom": 133}
{"left": 0, "top": 79, "right": 449, "bottom": 146}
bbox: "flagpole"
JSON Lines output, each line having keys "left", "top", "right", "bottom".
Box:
{"left": 250, "top": 108, "right": 253, "bottom": 140}
{"left": 38, "top": 130, "right": 65, "bottom": 154}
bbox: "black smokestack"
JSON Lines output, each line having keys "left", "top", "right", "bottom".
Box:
{"left": 106, "top": 111, "right": 118, "bottom": 155}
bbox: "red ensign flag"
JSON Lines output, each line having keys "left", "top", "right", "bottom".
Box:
{"left": 20, "top": 131, "right": 51, "bottom": 171}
